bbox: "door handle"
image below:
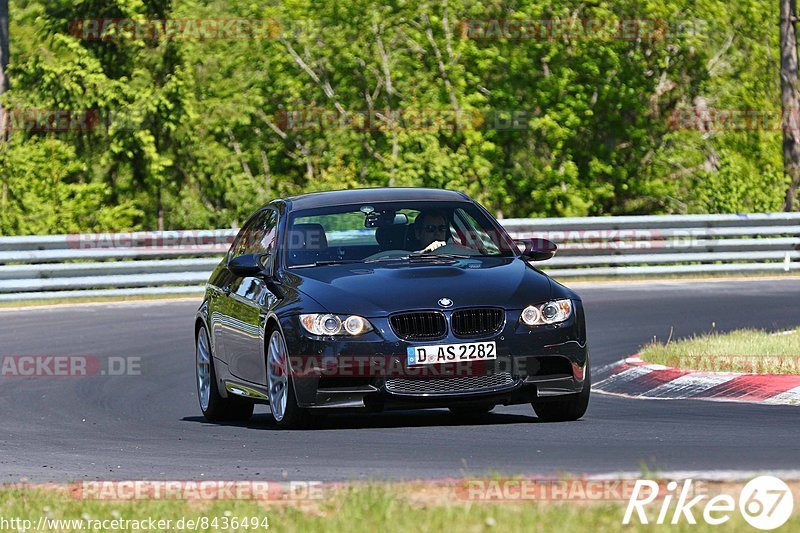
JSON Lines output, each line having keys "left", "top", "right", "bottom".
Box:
{"left": 222, "top": 285, "right": 232, "bottom": 296}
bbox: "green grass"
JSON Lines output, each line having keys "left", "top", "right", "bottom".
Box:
{"left": 1, "top": 484, "right": 797, "bottom": 532}
{"left": 640, "top": 328, "right": 800, "bottom": 374}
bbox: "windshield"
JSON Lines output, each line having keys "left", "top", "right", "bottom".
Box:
{"left": 284, "top": 201, "right": 517, "bottom": 268}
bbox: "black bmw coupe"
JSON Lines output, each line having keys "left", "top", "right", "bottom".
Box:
{"left": 195, "top": 188, "right": 589, "bottom": 427}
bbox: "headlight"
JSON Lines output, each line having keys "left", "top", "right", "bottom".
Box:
{"left": 520, "top": 299, "right": 572, "bottom": 326}
{"left": 299, "top": 314, "right": 374, "bottom": 336}
{"left": 343, "top": 315, "right": 370, "bottom": 335}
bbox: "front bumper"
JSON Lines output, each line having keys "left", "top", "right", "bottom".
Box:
{"left": 279, "top": 301, "right": 588, "bottom": 410}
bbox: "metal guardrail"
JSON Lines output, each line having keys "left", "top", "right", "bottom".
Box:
{"left": 0, "top": 213, "right": 798, "bottom": 301}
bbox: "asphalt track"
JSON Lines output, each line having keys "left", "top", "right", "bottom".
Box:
{"left": 1, "top": 278, "right": 799, "bottom": 482}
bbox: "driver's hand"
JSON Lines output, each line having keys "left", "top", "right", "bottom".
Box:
{"left": 420, "top": 240, "right": 446, "bottom": 253}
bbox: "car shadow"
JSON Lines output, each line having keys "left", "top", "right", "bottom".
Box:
{"left": 183, "top": 409, "right": 543, "bottom": 430}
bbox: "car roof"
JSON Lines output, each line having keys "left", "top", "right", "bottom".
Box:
{"left": 281, "top": 187, "right": 470, "bottom": 211}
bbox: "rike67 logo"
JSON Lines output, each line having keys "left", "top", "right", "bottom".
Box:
{"left": 624, "top": 476, "right": 794, "bottom": 530}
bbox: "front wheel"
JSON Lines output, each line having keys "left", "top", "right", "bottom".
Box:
{"left": 531, "top": 363, "right": 590, "bottom": 422}
{"left": 196, "top": 326, "right": 254, "bottom": 422}
{"left": 266, "top": 328, "right": 312, "bottom": 428}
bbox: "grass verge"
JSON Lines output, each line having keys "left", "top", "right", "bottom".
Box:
{"left": 640, "top": 328, "right": 800, "bottom": 374}
{"left": 2, "top": 482, "right": 798, "bottom": 532}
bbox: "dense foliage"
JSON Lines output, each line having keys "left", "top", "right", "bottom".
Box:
{"left": 0, "top": 0, "right": 789, "bottom": 234}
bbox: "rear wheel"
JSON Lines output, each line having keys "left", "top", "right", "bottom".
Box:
{"left": 196, "top": 326, "right": 254, "bottom": 422}
{"left": 448, "top": 403, "right": 495, "bottom": 416}
{"left": 267, "top": 328, "right": 313, "bottom": 428}
{"left": 531, "top": 363, "right": 590, "bottom": 422}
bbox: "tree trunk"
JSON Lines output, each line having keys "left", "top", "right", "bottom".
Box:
{"left": 157, "top": 187, "right": 164, "bottom": 232}
{"left": 781, "top": 0, "right": 800, "bottom": 211}
{"left": 0, "top": 0, "right": 7, "bottom": 98}
{"left": 1, "top": 0, "right": 9, "bottom": 208}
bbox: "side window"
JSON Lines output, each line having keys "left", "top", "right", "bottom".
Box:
{"left": 229, "top": 210, "right": 277, "bottom": 258}
{"left": 453, "top": 208, "right": 501, "bottom": 254}
{"left": 229, "top": 217, "right": 258, "bottom": 259}
{"left": 256, "top": 211, "right": 278, "bottom": 255}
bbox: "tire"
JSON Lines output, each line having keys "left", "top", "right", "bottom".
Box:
{"left": 266, "top": 327, "right": 313, "bottom": 429}
{"left": 448, "top": 403, "right": 495, "bottom": 416}
{"left": 196, "top": 326, "right": 254, "bottom": 422}
{"left": 531, "top": 363, "right": 591, "bottom": 422}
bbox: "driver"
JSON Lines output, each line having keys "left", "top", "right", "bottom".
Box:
{"left": 414, "top": 210, "right": 450, "bottom": 253}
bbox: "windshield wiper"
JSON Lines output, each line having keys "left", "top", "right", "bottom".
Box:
{"left": 292, "top": 260, "right": 362, "bottom": 268}
{"left": 364, "top": 253, "right": 474, "bottom": 263}
{"left": 405, "top": 253, "right": 474, "bottom": 261}
{"left": 421, "top": 253, "right": 473, "bottom": 259}
{"left": 363, "top": 256, "right": 411, "bottom": 263}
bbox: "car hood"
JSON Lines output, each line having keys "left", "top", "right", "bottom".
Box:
{"left": 282, "top": 256, "right": 562, "bottom": 317}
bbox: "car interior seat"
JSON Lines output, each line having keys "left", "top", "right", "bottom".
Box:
{"left": 375, "top": 224, "right": 409, "bottom": 251}
{"left": 287, "top": 223, "right": 328, "bottom": 264}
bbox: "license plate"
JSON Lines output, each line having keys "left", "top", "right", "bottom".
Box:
{"left": 406, "top": 341, "right": 496, "bottom": 366}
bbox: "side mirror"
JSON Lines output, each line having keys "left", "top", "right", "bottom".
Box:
{"left": 228, "top": 253, "right": 270, "bottom": 277}
{"left": 518, "top": 238, "right": 557, "bottom": 261}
